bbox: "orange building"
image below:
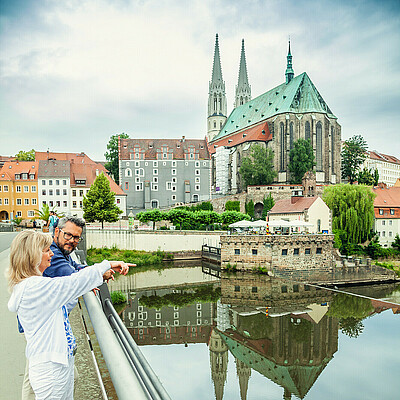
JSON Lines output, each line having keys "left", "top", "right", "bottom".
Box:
{"left": 0, "top": 161, "right": 39, "bottom": 221}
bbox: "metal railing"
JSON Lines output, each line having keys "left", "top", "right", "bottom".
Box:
{"left": 83, "top": 285, "right": 171, "bottom": 400}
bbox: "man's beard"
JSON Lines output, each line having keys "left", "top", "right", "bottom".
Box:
{"left": 56, "top": 236, "right": 76, "bottom": 256}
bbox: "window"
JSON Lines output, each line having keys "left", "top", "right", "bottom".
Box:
{"left": 151, "top": 183, "right": 158, "bottom": 191}
{"left": 79, "top": 201, "right": 82, "bottom": 208}
{"left": 72, "top": 190, "right": 76, "bottom": 197}
{"left": 125, "top": 168, "right": 132, "bottom": 177}
{"left": 24, "top": 198, "right": 29, "bottom": 205}
{"left": 49, "top": 190, "right": 53, "bottom": 196}
{"left": 281, "top": 285, "right": 287, "bottom": 293}
{"left": 293, "top": 284, "right": 299, "bottom": 292}
{"left": 171, "top": 169, "right": 176, "bottom": 175}
{"left": 4, "top": 186, "right": 8, "bottom": 192}
{"left": 252, "top": 286, "right": 258, "bottom": 293}
{"left": 0, "top": 199, "right": 2, "bottom": 205}
{"left": 280, "top": 122, "right": 285, "bottom": 170}
{"left": 42, "top": 190, "right": 46, "bottom": 195}
{"left": 63, "top": 180, "right": 67, "bottom": 185}
{"left": 153, "top": 169, "right": 158, "bottom": 175}
{"left": 135, "top": 161, "right": 139, "bottom": 167}
{"left": 153, "top": 177, "right": 158, "bottom": 183}
{"left": 79, "top": 190, "right": 84, "bottom": 197}
{"left": 382, "top": 220, "right": 386, "bottom": 226}
{"left": 56, "top": 201, "right": 60, "bottom": 207}
{"left": 16, "top": 185, "right": 21, "bottom": 192}
{"left": 252, "top": 249, "right": 258, "bottom": 255}
{"left": 195, "top": 161, "right": 200, "bottom": 167}
{"left": 56, "top": 180, "right": 59, "bottom": 185}
{"left": 195, "top": 177, "right": 200, "bottom": 183}
{"left": 193, "top": 194, "right": 199, "bottom": 202}
{"left": 172, "top": 161, "right": 176, "bottom": 167}
{"left": 294, "top": 248, "right": 299, "bottom": 255}
{"left": 16, "top": 211, "right": 22, "bottom": 217}
{"left": 125, "top": 182, "right": 129, "bottom": 190}
{"left": 390, "top": 209, "right": 395, "bottom": 215}
{"left": 234, "top": 285, "right": 240, "bottom": 292}
{"left": 49, "top": 201, "right": 53, "bottom": 207}
{"left": 0, "top": 186, "right": 1, "bottom": 192}
{"left": 195, "top": 185, "right": 200, "bottom": 191}
{"left": 63, "top": 189, "right": 67, "bottom": 196}
{"left": 22, "top": 173, "right": 28, "bottom": 180}
{"left": 4, "top": 198, "right": 9, "bottom": 205}
{"left": 195, "top": 169, "right": 200, "bottom": 176}
{"left": 171, "top": 195, "right": 176, "bottom": 201}
{"left": 316, "top": 122, "right": 323, "bottom": 170}
{"left": 56, "top": 189, "right": 60, "bottom": 196}
{"left": 305, "top": 248, "right": 311, "bottom": 255}
{"left": 29, "top": 174, "right": 35, "bottom": 180}
{"left": 49, "top": 180, "right": 53, "bottom": 185}
{"left": 172, "top": 186, "right": 176, "bottom": 192}
{"left": 116, "top": 198, "right": 120, "bottom": 204}
{"left": 389, "top": 231, "right": 393, "bottom": 237}
{"left": 379, "top": 209, "right": 383, "bottom": 215}
{"left": 172, "top": 177, "right": 177, "bottom": 183}
{"left": 382, "top": 231, "right": 386, "bottom": 237}
{"left": 28, "top": 211, "right": 34, "bottom": 217}
{"left": 166, "top": 182, "right": 172, "bottom": 190}
{"left": 31, "top": 186, "right": 36, "bottom": 193}
{"left": 15, "top": 174, "right": 20, "bottom": 180}
{"left": 73, "top": 201, "right": 77, "bottom": 208}
{"left": 135, "top": 177, "right": 140, "bottom": 183}
{"left": 17, "top": 199, "right": 22, "bottom": 205}
{"left": 316, "top": 247, "right": 322, "bottom": 254}
{"left": 282, "top": 249, "right": 288, "bottom": 256}
{"left": 32, "top": 199, "right": 37, "bottom": 205}
{"left": 24, "top": 186, "right": 29, "bottom": 193}
{"left": 234, "top": 249, "right": 240, "bottom": 255}
{"left": 63, "top": 201, "right": 67, "bottom": 207}
{"left": 42, "top": 180, "right": 46, "bottom": 185}
{"left": 136, "top": 183, "right": 143, "bottom": 191}
{"left": 305, "top": 121, "right": 311, "bottom": 142}
{"left": 153, "top": 161, "right": 158, "bottom": 167}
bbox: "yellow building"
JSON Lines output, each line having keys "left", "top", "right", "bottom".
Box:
{"left": 0, "top": 161, "right": 39, "bottom": 221}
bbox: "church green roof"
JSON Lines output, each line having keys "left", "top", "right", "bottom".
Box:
{"left": 211, "top": 72, "right": 337, "bottom": 142}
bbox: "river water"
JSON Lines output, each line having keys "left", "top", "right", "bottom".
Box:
{"left": 108, "top": 264, "right": 400, "bottom": 400}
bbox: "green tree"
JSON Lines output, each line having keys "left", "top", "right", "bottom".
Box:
{"left": 136, "top": 209, "right": 166, "bottom": 230}
{"left": 165, "top": 209, "right": 192, "bottom": 230}
{"left": 104, "top": 133, "right": 129, "bottom": 185}
{"left": 197, "top": 201, "right": 213, "bottom": 211}
{"left": 239, "top": 144, "right": 277, "bottom": 188}
{"left": 373, "top": 169, "right": 379, "bottom": 186}
{"left": 225, "top": 200, "right": 240, "bottom": 212}
{"left": 220, "top": 211, "right": 250, "bottom": 225}
{"left": 35, "top": 203, "right": 62, "bottom": 223}
{"left": 193, "top": 210, "right": 221, "bottom": 229}
{"left": 15, "top": 149, "right": 35, "bottom": 161}
{"left": 288, "top": 139, "right": 315, "bottom": 184}
{"left": 323, "top": 184, "right": 375, "bottom": 252}
{"left": 261, "top": 193, "right": 275, "bottom": 219}
{"left": 245, "top": 199, "right": 254, "bottom": 219}
{"left": 83, "top": 172, "right": 122, "bottom": 229}
{"left": 357, "top": 168, "right": 375, "bottom": 186}
{"left": 392, "top": 234, "right": 400, "bottom": 251}
{"left": 341, "top": 135, "right": 368, "bottom": 184}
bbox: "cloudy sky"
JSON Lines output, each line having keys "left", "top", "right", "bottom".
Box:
{"left": 1, "top": 0, "right": 399, "bottom": 161}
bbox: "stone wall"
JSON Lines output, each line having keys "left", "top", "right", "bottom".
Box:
{"left": 220, "top": 234, "right": 336, "bottom": 272}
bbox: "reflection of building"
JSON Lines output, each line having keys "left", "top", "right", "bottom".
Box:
{"left": 209, "top": 329, "right": 229, "bottom": 400}
{"left": 216, "top": 273, "right": 338, "bottom": 399}
{"left": 122, "top": 287, "right": 214, "bottom": 346}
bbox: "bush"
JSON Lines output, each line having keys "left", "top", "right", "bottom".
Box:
{"left": 225, "top": 200, "right": 240, "bottom": 212}
{"left": 110, "top": 290, "right": 127, "bottom": 305}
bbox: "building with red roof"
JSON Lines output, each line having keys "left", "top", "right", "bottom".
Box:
{"left": 363, "top": 150, "right": 400, "bottom": 187}
{"left": 372, "top": 183, "right": 400, "bottom": 247}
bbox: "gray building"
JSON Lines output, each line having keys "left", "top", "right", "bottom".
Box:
{"left": 119, "top": 137, "right": 210, "bottom": 213}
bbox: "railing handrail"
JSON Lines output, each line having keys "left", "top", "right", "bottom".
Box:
{"left": 83, "top": 291, "right": 151, "bottom": 399}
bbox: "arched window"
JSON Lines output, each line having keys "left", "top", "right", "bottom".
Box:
{"left": 280, "top": 122, "right": 285, "bottom": 171}
{"left": 214, "top": 95, "right": 217, "bottom": 111}
{"left": 316, "top": 122, "right": 323, "bottom": 170}
{"left": 331, "top": 126, "right": 335, "bottom": 172}
{"left": 218, "top": 94, "right": 222, "bottom": 112}
{"left": 192, "top": 194, "right": 199, "bottom": 202}
{"left": 289, "top": 122, "right": 294, "bottom": 149}
{"left": 125, "top": 168, "right": 132, "bottom": 177}
{"left": 151, "top": 199, "right": 159, "bottom": 208}
{"left": 305, "top": 121, "right": 311, "bottom": 142}
{"left": 214, "top": 121, "right": 216, "bottom": 128}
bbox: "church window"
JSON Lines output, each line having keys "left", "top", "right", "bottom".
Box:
{"left": 316, "top": 122, "right": 323, "bottom": 170}
{"left": 213, "top": 121, "right": 216, "bottom": 128}
{"left": 280, "top": 122, "right": 285, "bottom": 171}
{"left": 219, "top": 94, "right": 222, "bottom": 112}
{"left": 305, "top": 121, "right": 311, "bottom": 142}
{"left": 290, "top": 122, "right": 294, "bottom": 149}
{"left": 214, "top": 95, "right": 217, "bottom": 111}
{"left": 331, "top": 126, "right": 335, "bottom": 172}
{"left": 125, "top": 168, "right": 132, "bottom": 177}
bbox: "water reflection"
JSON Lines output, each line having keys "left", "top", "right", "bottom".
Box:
{"left": 114, "top": 265, "right": 400, "bottom": 400}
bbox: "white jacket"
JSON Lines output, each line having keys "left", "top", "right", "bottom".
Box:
{"left": 8, "top": 260, "right": 111, "bottom": 367}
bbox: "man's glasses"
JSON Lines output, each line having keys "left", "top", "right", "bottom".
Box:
{"left": 60, "top": 229, "right": 82, "bottom": 243}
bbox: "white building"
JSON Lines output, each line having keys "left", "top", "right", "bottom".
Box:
{"left": 363, "top": 151, "right": 400, "bottom": 187}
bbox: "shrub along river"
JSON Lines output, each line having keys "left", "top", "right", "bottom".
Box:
{"left": 107, "top": 262, "right": 400, "bottom": 400}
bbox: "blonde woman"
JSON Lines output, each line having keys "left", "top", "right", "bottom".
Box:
{"left": 7, "top": 230, "right": 130, "bottom": 399}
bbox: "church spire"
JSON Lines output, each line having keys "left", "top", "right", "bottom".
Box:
{"left": 207, "top": 34, "right": 227, "bottom": 142}
{"left": 235, "top": 39, "right": 251, "bottom": 108}
{"left": 285, "top": 39, "right": 294, "bottom": 84}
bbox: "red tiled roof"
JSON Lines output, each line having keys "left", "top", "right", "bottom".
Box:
{"left": 36, "top": 151, "right": 94, "bottom": 164}
{"left": 208, "top": 121, "right": 272, "bottom": 155}
{"left": 119, "top": 137, "right": 209, "bottom": 160}
{"left": 269, "top": 196, "right": 319, "bottom": 214}
{"left": 372, "top": 186, "right": 400, "bottom": 218}
{"left": 0, "top": 161, "right": 39, "bottom": 180}
{"left": 368, "top": 151, "right": 400, "bottom": 165}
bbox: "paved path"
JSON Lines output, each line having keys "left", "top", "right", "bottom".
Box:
{"left": 0, "top": 232, "right": 106, "bottom": 399}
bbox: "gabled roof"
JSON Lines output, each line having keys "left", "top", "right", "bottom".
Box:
{"left": 269, "top": 196, "right": 319, "bottom": 214}
{"left": 0, "top": 161, "right": 39, "bottom": 181}
{"left": 119, "top": 138, "right": 209, "bottom": 160}
{"left": 36, "top": 151, "right": 94, "bottom": 164}
{"left": 208, "top": 121, "right": 271, "bottom": 155}
{"left": 368, "top": 151, "right": 400, "bottom": 165}
{"left": 373, "top": 186, "right": 400, "bottom": 208}
{"left": 38, "top": 160, "right": 70, "bottom": 178}
{"left": 211, "top": 72, "right": 336, "bottom": 143}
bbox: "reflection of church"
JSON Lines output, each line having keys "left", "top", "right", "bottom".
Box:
{"left": 207, "top": 35, "right": 342, "bottom": 194}
{"left": 208, "top": 274, "right": 339, "bottom": 399}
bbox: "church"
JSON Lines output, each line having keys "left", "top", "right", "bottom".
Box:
{"left": 207, "top": 35, "right": 342, "bottom": 195}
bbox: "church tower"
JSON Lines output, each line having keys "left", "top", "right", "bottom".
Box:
{"left": 234, "top": 39, "right": 251, "bottom": 108}
{"left": 209, "top": 329, "right": 229, "bottom": 400}
{"left": 285, "top": 40, "right": 294, "bottom": 84}
{"left": 207, "top": 34, "right": 227, "bottom": 142}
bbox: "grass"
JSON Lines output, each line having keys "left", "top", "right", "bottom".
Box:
{"left": 374, "top": 261, "right": 400, "bottom": 277}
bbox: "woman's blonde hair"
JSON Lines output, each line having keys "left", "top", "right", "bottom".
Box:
{"left": 7, "top": 230, "right": 52, "bottom": 290}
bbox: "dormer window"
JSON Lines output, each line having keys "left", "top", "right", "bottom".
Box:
{"left": 15, "top": 174, "right": 20, "bottom": 180}
{"left": 22, "top": 173, "right": 28, "bottom": 179}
